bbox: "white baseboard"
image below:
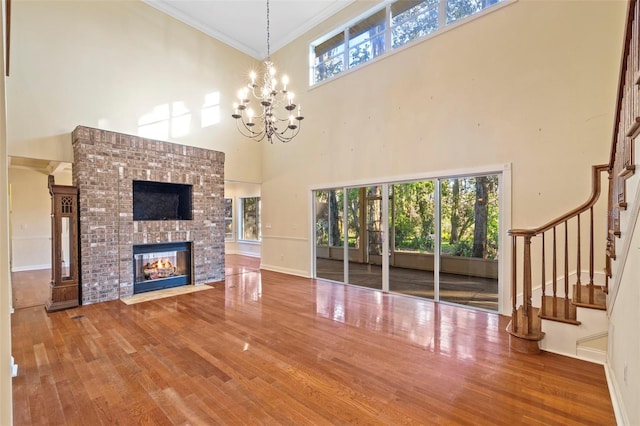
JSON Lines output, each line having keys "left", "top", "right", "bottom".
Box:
{"left": 575, "top": 346, "right": 607, "bottom": 365}
{"left": 260, "top": 263, "right": 310, "bottom": 278}
{"left": 225, "top": 250, "right": 260, "bottom": 258}
{"left": 11, "top": 356, "right": 18, "bottom": 378}
{"left": 11, "top": 263, "right": 51, "bottom": 272}
{"left": 605, "top": 361, "right": 630, "bottom": 426}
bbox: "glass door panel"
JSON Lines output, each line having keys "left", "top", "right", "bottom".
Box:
{"left": 389, "top": 181, "right": 436, "bottom": 300}
{"left": 315, "top": 189, "right": 344, "bottom": 282}
{"left": 439, "top": 175, "right": 499, "bottom": 311}
{"left": 346, "top": 186, "right": 382, "bottom": 290}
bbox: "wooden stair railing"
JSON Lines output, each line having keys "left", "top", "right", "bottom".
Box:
{"left": 506, "top": 164, "right": 609, "bottom": 354}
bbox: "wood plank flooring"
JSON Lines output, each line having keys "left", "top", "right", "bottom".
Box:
{"left": 11, "top": 255, "right": 615, "bottom": 425}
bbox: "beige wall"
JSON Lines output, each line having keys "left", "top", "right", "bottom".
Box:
{"left": 8, "top": 167, "right": 67, "bottom": 271}
{"left": 6, "top": 0, "right": 261, "bottom": 183}
{"left": 259, "top": 0, "right": 626, "bottom": 293}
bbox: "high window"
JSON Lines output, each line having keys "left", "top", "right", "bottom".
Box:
{"left": 239, "top": 197, "right": 261, "bottom": 241}
{"left": 311, "top": 0, "right": 506, "bottom": 85}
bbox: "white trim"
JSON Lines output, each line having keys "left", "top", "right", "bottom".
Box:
{"left": 260, "top": 263, "right": 310, "bottom": 278}
{"left": 605, "top": 361, "right": 630, "bottom": 426}
{"left": 309, "top": 162, "right": 510, "bottom": 191}
{"left": 575, "top": 346, "right": 606, "bottom": 365}
{"left": 11, "top": 356, "right": 18, "bottom": 378}
{"left": 608, "top": 176, "right": 640, "bottom": 312}
{"left": 309, "top": 188, "right": 316, "bottom": 279}
{"left": 225, "top": 249, "right": 260, "bottom": 258}
{"left": 261, "top": 235, "right": 308, "bottom": 242}
{"left": 499, "top": 164, "right": 512, "bottom": 315}
{"left": 11, "top": 235, "right": 49, "bottom": 241}
{"left": 12, "top": 263, "right": 50, "bottom": 272}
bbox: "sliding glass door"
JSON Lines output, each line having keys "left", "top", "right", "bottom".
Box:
{"left": 313, "top": 173, "right": 500, "bottom": 311}
{"left": 439, "top": 176, "right": 499, "bottom": 310}
{"left": 388, "top": 181, "right": 436, "bottom": 300}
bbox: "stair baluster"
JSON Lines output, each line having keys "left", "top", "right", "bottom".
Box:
{"left": 507, "top": 164, "right": 609, "bottom": 352}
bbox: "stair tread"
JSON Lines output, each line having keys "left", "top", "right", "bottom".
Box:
{"left": 540, "top": 295, "right": 580, "bottom": 325}
{"left": 572, "top": 284, "right": 607, "bottom": 309}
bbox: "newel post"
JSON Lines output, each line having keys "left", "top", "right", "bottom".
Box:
{"left": 506, "top": 229, "right": 544, "bottom": 354}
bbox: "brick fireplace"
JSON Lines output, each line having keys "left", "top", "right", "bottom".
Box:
{"left": 72, "top": 126, "right": 225, "bottom": 304}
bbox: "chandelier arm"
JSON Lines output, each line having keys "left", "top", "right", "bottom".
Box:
{"left": 272, "top": 123, "right": 301, "bottom": 143}
{"left": 235, "top": 119, "right": 268, "bottom": 143}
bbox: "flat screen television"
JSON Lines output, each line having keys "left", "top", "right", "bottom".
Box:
{"left": 133, "top": 180, "right": 193, "bottom": 221}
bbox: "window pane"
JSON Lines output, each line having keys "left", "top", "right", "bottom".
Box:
{"left": 391, "top": 0, "right": 439, "bottom": 49}
{"left": 315, "top": 191, "right": 330, "bottom": 246}
{"left": 314, "top": 32, "right": 345, "bottom": 83}
{"left": 224, "top": 198, "right": 233, "bottom": 239}
{"left": 329, "top": 189, "right": 344, "bottom": 247}
{"left": 349, "top": 9, "right": 386, "bottom": 69}
{"left": 241, "top": 197, "right": 260, "bottom": 241}
{"left": 393, "top": 181, "right": 435, "bottom": 253}
{"left": 439, "top": 175, "right": 499, "bottom": 260}
{"left": 447, "top": 0, "right": 483, "bottom": 24}
{"left": 346, "top": 188, "right": 360, "bottom": 248}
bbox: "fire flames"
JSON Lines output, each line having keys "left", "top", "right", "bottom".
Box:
{"left": 143, "top": 258, "right": 176, "bottom": 280}
{"left": 148, "top": 258, "right": 173, "bottom": 269}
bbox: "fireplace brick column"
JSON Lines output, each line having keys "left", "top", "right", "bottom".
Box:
{"left": 72, "top": 126, "right": 225, "bottom": 304}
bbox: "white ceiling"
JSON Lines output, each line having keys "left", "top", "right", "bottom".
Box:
{"left": 143, "top": 0, "right": 356, "bottom": 60}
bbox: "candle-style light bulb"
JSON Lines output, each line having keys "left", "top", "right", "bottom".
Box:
{"left": 247, "top": 108, "right": 254, "bottom": 123}
{"left": 282, "top": 75, "right": 289, "bottom": 91}
{"left": 250, "top": 71, "right": 256, "bottom": 85}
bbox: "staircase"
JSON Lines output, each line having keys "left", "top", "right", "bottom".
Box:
{"left": 507, "top": 164, "right": 610, "bottom": 356}
{"left": 507, "top": 0, "right": 638, "bottom": 359}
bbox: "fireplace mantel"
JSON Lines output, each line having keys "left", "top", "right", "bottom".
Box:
{"left": 72, "top": 126, "right": 225, "bottom": 304}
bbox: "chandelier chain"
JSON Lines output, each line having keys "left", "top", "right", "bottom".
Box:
{"left": 266, "top": 0, "right": 270, "bottom": 60}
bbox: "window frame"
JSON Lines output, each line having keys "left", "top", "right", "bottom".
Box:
{"left": 224, "top": 197, "right": 234, "bottom": 241}
{"left": 310, "top": 0, "right": 513, "bottom": 86}
{"left": 238, "top": 196, "right": 261, "bottom": 242}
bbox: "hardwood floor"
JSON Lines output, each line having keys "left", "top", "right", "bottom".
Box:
{"left": 11, "top": 268, "right": 50, "bottom": 309}
{"left": 11, "top": 255, "right": 615, "bottom": 425}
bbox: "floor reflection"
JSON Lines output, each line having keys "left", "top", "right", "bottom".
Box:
{"left": 313, "top": 278, "right": 502, "bottom": 361}
{"left": 316, "top": 258, "right": 498, "bottom": 311}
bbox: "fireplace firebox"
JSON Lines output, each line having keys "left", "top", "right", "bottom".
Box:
{"left": 133, "top": 242, "right": 192, "bottom": 294}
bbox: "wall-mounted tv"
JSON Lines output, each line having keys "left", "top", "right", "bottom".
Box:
{"left": 133, "top": 180, "right": 193, "bottom": 221}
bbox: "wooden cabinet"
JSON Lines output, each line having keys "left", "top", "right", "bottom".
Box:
{"left": 45, "top": 175, "right": 79, "bottom": 312}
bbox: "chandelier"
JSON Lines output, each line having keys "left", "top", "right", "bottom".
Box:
{"left": 232, "top": 0, "right": 304, "bottom": 144}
